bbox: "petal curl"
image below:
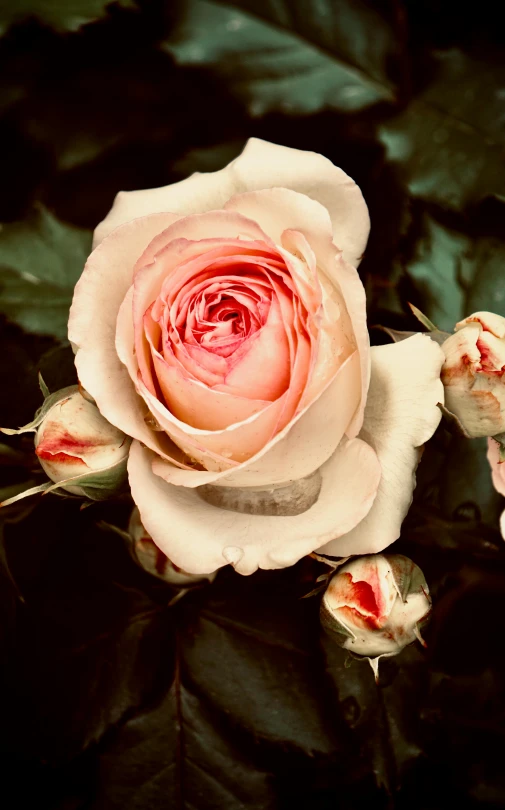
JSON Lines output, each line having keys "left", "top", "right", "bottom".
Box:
{"left": 93, "top": 138, "right": 369, "bottom": 267}
{"left": 128, "top": 436, "right": 380, "bottom": 575}
{"left": 318, "top": 335, "right": 444, "bottom": 557}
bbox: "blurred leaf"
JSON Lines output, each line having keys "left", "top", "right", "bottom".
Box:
{"left": 0, "top": 205, "right": 91, "bottom": 338}
{"left": 2, "top": 501, "right": 174, "bottom": 760}
{"left": 321, "top": 634, "right": 426, "bottom": 794}
{"left": 82, "top": 567, "right": 372, "bottom": 809}
{"left": 401, "top": 212, "right": 505, "bottom": 331}
{"left": 0, "top": 0, "right": 137, "bottom": 33}
{"left": 37, "top": 343, "right": 78, "bottom": 392}
{"left": 225, "top": 0, "right": 404, "bottom": 89}
{"left": 380, "top": 49, "right": 505, "bottom": 209}
{"left": 164, "top": 0, "right": 393, "bottom": 117}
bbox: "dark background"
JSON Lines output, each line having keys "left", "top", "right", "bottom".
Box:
{"left": 1, "top": 1, "right": 505, "bottom": 807}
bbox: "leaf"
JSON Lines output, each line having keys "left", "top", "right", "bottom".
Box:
{"left": 400, "top": 212, "right": 505, "bottom": 332}
{"left": 216, "top": 0, "right": 402, "bottom": 89}
{"left": 89, "top": 566, "right": 373, "bottom": 808}
{"left": 379, "top": 49, "right": 505, "bottom": 210}
{"left": 321, "top": 632, "right": 426, "bottom": 794}
{"left": 37, "top": 344, "right": 78, "bottom": 392}
{"left": 0, "top": 206, "right": 91, "bottom": 338}
{"left": 0, "top": 0, "right": 137, "bottom": 34}
{"left": 163, "top": 0, "right": 392, "bottom": 118}
{"left": 1, "top": 500, "right": 175, "bottom": 760}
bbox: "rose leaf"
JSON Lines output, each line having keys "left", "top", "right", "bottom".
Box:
{"left": 163, "top": 0, "right": 395, "bottom": 118}
{"left": 379, "top": 49, "right": 505, "bottom": 210}
{"left": 0, "top": 205, "right": 91, "bottom": 339}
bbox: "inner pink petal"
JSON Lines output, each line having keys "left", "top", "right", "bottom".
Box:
{"left": 137, "top": 233, "right": 324, "bottom": 433}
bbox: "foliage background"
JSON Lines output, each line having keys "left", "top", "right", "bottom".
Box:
{"left": 1, "top": 1, "right": 505, "bottom": 807}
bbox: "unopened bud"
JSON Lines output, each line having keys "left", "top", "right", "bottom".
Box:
{"left": 321, "top": 554, "right": 431, "bottom": 679}
{"left": 441, "top": 311, "right": 505, "bottom": 438}
{"left": 2, "top": 385, "right": 130, "bottom": 501}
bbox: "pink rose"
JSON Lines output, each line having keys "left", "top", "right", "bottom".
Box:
{"left": 69, "top": 138, "right": 444, "bottom": 574}
{"left": 487, "top": 438, "right": 505, "bottom": 539}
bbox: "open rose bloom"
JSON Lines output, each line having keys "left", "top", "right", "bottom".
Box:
{"left": 69, "top": 138, "right": 444, "bottom": 575}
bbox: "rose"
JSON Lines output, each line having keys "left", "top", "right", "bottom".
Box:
{"left": 69, "top": 137, "right": 444, "bottom": 575}
{"left": 2, "top": 386, "right": 130, "bottom": 501}
{"left": 441, "top": 311, "right": 505, "bottom": 438}
{"left": 487, "top": 438, "right": 505, "bottom": 539}
{"left": 320, "top": 554, "right": 431, "bottom": 677}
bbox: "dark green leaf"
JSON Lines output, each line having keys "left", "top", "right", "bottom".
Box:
{"left": 0, "top": 205, "right": 90, "bottom": 338}
{"left": 400, "top": 212, "right": 505, "bottom": 331}
{"left": 1, "top": 500, "right": 174, "bottom": 760}
{"left": 0, "top": 0, "right": 137, "bottom": 33}
{"left": 164, "top": 0, "right": 392, "bottom": 117}
{"left": 216, "top": 0, "right": 402, "bottom": 89}
{"left": 89, "top": 566, "right": 371, "bottom": 809}
{"left": 321, "top": 633, "right": 426, "bottom": 794}
{"left": 379, "top": 49, "right": 505, "bottom": 209}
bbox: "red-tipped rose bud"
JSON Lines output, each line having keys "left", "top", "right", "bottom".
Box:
{"left": 34, "top": 388, "right": 130, "bottom": 497}
{"left": 320, "top": 554, "right": 431, "bottom": 679}
{"left": 128, "top": 507, "right": 216, "bottom": 585}
{"left": 2, "top": 385, "right": 130, "bottom": 501}
{"left": 441, "top": 311, "right": 505, "bottom": 438}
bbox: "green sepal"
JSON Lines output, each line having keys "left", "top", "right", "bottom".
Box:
{"left": 1, "top": 385, "right": 79, "bottom": 436}
{"left": 408, "top": 303, "right": 439, "bottom": 332}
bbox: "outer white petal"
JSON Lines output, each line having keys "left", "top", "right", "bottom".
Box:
{"left": 68, "top": 212, "right": 186, "bottom": 462}
{"left": 318, "top": 335, "right": 444, "bottom": 557}
{"left": 128, "top": 437, "right": 381, "bottom": 576}
{"left": 93, "top": 138, "right": 369, "bottom": 267}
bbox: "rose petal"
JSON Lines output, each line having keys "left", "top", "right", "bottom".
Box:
{"left": 326, "top": 556, "right": 396, "bottom": 621}
{"left": 93, "top": 138, "right": 369, "bottom": 267}
{"left": 225, "top": 188, "right": 370, "bottom": 435}
{"left": 150, "top": 348, "right": 362, "bottom": 488}
{"left": 456, "top": 311, "right": 505, "bottom": 339}
{"left": 318, "top": 335, "right": 444, "bottom": 556}
{"left": 128, "top": 435, "right": 380, "bottom": 575}
{"left": 69, "top": 212, "right": 190, "bottom": 463}
{"left": 152, "top": 350, "right": 274, "bottom": 431}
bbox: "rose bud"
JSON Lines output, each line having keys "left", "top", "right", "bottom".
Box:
{"left": 441, "top": 312, "right": 505, "bottom": 438}
{"left": 487, "top": 438, "right": 505, "bottom": 540}
{"left": 128, "top": 507, "right": 216, "bottom": 585}
{"left": 2, "top": 386, "right": 130, "bottom": 501}
{"left": 321, "top": 554, "right": 431, "bottom": 678}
